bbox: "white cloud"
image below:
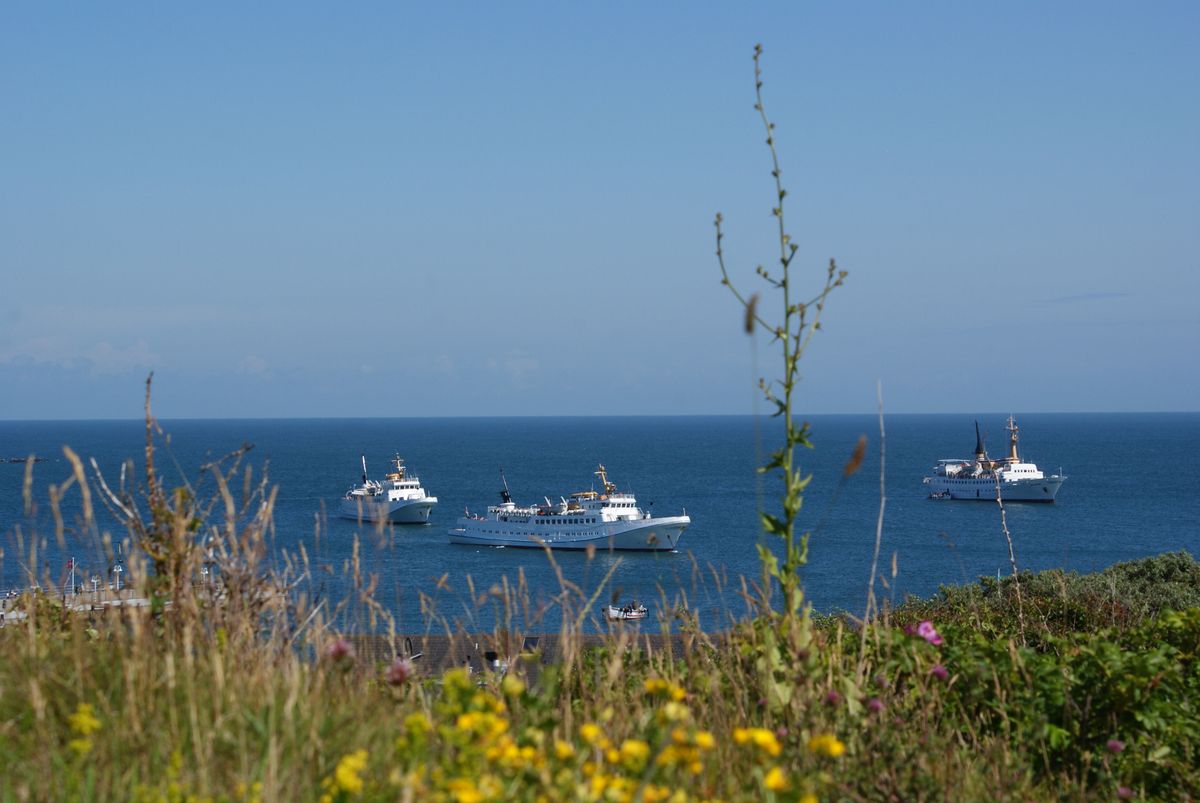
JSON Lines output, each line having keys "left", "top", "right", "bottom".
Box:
{"left": 486, "top": 351, "right": 540, "bottom": 382}
{"left": 237, "top": 355, "right": 271, "bottom": 377}
{"left": 0, "top": 336, "right": 156, "bottom": 376}
{"left": 82, "top": 340, "right": 156, "bottom": 376}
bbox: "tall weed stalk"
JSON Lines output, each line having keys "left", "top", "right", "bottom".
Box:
{"left": 714, "top": 44, "right": 846, "bottom": 704}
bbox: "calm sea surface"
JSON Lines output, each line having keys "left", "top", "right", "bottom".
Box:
{"left": 2, "top": 414, "right": 1196, "bottom": 631}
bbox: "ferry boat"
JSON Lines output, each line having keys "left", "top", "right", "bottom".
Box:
{"left": 448, "top": 465, "right": 689, "bottom": 551}
{"left": 339, "top": 454, "right": 438, "bottom": 523}
{"left": 923, "top": 416, "right": 1066, "bottom": 502}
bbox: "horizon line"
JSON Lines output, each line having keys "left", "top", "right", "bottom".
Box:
{"left": 3, "top": 410, "right": 1199, "bottom": 424}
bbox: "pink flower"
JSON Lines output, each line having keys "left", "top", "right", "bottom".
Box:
{"left": 916, "top": 620, "right": 943, "bottom": 646}
{"left": 1117, "top": 787, "right": 1133, "bottom": 799}
{"left": 824, "top": 690, "right": 842, "bottom": 706}
{"left": 930, "top": 664, "right": 949, "bottom": 681}
{"left": 326, "top": 637, "right": 355, "bottom": 662}
{"left": 386, "top": 657, "right": 413, "bottom": 686}
{"left": 1106, "top": 739, "right": 1125, "bottom": 753}
{"left": 867, "top": 697, "right": 885, "bottom": 714}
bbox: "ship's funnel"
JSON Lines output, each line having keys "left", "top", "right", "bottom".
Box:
{"left": 974, "top": 421, "right": 986, "bottom": 457}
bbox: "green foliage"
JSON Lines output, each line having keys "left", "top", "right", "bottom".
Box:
{"left": 893, "top": 551, "right": 1200, "bottom": 643}
{"left": 937, "top": 609, "right": 1200, "bottom": 796}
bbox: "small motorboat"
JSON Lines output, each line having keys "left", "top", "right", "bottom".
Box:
{"left": 605, "top": 601, "right": 648, "bottom": 621}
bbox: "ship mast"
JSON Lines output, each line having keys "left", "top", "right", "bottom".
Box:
{"left": 595, "top": 464, "right": 617, "bottom": 495}
{"left": 1006, "top": 415, "right": 1020, "bottom": 464}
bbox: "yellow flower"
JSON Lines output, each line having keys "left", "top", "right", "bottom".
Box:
{"left": 501, "top": 674, "right": 525, "bottom": 697}
{"left": 644, "top": 785, "right": 673, "bottom": 803}
{"left": 580, "top": 723, "right": 604, "bottom": 746}
{"left": 447, "top": 777, "right": 483, "bottom": 803}
{"left": 67, "top": 737, "right": 93, "bottom": 757}
{"left": 554, "top": 740, "right": 576, "bottom": 760}
{"left": 658, "top": 701, "right": 691, "bottom": 723}
{"left": 800, "top": 794, "right": 819, "bottom": 803}
{"left": 734, "top": 727, "right": 781, "bottom": 757}
{"left": 68, "top": 702, "right": 102, "bottom": 737}
{"left": 332, "top": 749, "right": 368, "bottom": 795}
{"left": 404, "top": 712, "right": 432, "bottom": 735}
{"left": 807, "top": 733, "right": 845, "bottom": 758}
{"left": 619, "top": 739, "right": 650, "bottom": 771}
{"left": 456, "top": 710, "right": 509, "bottom": 742}
{"left": 644, "top": 678, "right": 688, "bottom": 701}
{"left": 694, "top": 731, "right": 715, "bottom": 751}
{"left": 764, "top": 766, "right": 789, "bottom": 791}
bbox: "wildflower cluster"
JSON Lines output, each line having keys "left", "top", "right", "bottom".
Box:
{"left": 319, "top": 749, "right": 369, "bottom": 802}
{"left": 66, "top": 702, "right": 102, "bottom": 757}
{"left": 386, "top": 668, "right": 745, "bottom": 802}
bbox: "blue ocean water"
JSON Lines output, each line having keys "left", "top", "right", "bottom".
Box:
{"left": 1, "top": 414, "right": 1196, "bottom": 631}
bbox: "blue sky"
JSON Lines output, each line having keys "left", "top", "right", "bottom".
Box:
{"left": 2, "top": 2, "right": 1197, "bottom": 418}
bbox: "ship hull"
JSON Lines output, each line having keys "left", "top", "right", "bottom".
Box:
{"left": 339, "top": 498, "right": 437, "bottom": 523}
{"left": 926, "top": 475, "right": 1065, "bottom": 502}
{"left": 448, "top": 515, "right": 689, "bottom": 551}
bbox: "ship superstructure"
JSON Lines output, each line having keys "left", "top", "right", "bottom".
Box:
{"left": 449, "top": 464, "right": 689, "bottom": 551}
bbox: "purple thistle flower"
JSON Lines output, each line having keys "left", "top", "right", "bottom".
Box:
{"left": 1106, "top": 739, "right": 1125, "bottom": 754}
{"left": 1116, "top": 786, "right": 1133, "bottom": 799}
{"left": 775, "top": 726, "right": 789, "bottom": 739}
{"left": 867, "top": 697, "right": 885, "bottom": 714}
{"left": 326, "top": 637, "right": 354, "bottom": 662}
{"left": 916, "top": 620, "right": 944, "bottom": 646}
{"left": 824, "top": 690, "right": 842, "bottom": 706}
{"left": 930, "top": 664, "right": 949, "bottom": 681}
{"left": 386, "top": 657, "right": 413, "bottom": 686}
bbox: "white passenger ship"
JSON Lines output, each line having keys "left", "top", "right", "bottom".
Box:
{"left": 448, "top": 465, "right": 690, "bottom": 551}
{"left": 339, "top": 454, "right": 438, "bottom": 523}
{"left": 923, "top": 416, "right": 1066, "bottom": 502}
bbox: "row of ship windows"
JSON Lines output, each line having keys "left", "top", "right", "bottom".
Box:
{"left": 497, "top": 518, "right": 599, "bottom": 525}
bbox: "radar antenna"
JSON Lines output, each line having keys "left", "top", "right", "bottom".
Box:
{"left": 595, "top": 463, "right": 617, "bottom": 495}
{"left": 499, "top": 467, "right": 513, "bottom": 504}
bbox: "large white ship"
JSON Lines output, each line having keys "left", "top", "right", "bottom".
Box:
{"left": 923, "top": 416, "right": 1066, "bottom": 502}
{"left": 339, "top": 454, "right": 438, "bottom": 523}
{"left": 448, "top": 465, "right": 690, "bottom": 551}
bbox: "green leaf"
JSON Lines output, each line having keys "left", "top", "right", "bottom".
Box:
{"left": 759, "top": 512, "right": 787, "bottom": 536}
{"left": 1044, "top": 724, "right": 1071, "bottom": 750}
{"left": 756, "top": 544, "right": 780, "bottom": 578}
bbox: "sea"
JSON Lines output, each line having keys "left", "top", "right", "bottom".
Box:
{"left": 1, "top": 414, "right": 1197, "bottom": 632}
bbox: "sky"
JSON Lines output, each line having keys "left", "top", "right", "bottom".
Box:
{"left": 1, "top": 2, "right": 1197, "bottom": 419}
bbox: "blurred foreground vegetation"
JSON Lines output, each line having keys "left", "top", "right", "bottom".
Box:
{"left": 2, "top": 500, "right": 1196, "bottom": 803}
